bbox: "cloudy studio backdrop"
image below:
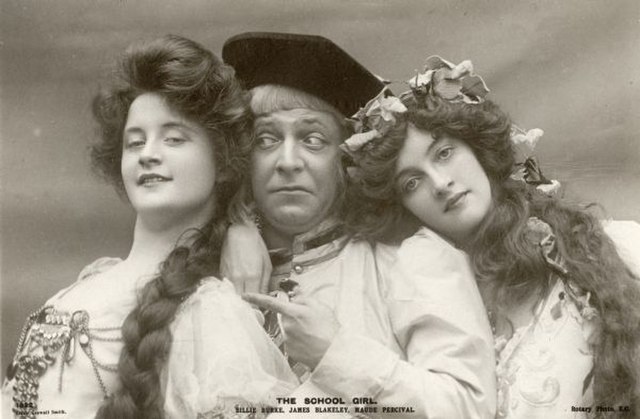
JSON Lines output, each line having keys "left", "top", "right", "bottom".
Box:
{"left": 1, "top": 0, "right": 639, "bottom": 370}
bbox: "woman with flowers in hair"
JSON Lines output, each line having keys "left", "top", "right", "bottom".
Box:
{"left": 2, "top": 35, "right": 296, "bottom": 419}
{"left": 339, "top": 56, "right": 640, "bottom": 418}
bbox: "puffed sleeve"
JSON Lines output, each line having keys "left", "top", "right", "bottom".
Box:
{"left": 311, "top": 228, "right": 496, "bottom": 419}
{"left": 163, "top": 278, "right": 298, "bottom": 419}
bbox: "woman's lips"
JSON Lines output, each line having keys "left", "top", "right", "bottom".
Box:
{"left": 444, "top": 191, "right": 468, "bottom": 212}
{"left": 137, "top": 174, "right": 172, "bottom": 186}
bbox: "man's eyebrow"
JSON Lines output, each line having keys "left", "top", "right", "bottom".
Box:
{"left": 254, "top": 116, "right": 276, "bottom": 126}
{"left": 295, "top": 116, "right": 334, "bottom": 129}
{"left": 296, "top": 116, "right": 322, "bottom": 124}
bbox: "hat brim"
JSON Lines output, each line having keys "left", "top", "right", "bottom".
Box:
{"left": 222, "top": 32, "right": 384, "bottom": 117}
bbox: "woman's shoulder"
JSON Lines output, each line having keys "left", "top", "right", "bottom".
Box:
{"left": 402, "top": 226, "right": 459, "bottom": 249}
{"left": 389, "top": 227, "right": 476, "bottom": 299}
{"left": 397, "top": 226, "right": 467, "bottom": 269}
{"left": 77, "top": 257, "right": 122, "bottom": 281}
{"left": 602, "top": 220, "right": 640, "bottom": 277}
{"left": 46, "top": 257, "right": 122, "bottom": 303}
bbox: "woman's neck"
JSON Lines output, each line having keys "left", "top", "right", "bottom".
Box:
{"left": 125, "top": 214, "right": 209, "bottom": 273}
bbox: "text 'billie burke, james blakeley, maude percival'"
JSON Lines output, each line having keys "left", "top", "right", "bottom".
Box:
{"left": 235, "top": 397, "right": 417, "bottom": 415}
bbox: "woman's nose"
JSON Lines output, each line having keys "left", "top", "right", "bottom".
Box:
{"left": 138, "top": 140, "right": 162, "bottom": 166}
{"left": 429, "top": 168, "right": 454, "bottom": 198}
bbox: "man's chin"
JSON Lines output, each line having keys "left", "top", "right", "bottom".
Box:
{"left": 267, "top": 208, "right": 323, "bottom": 235}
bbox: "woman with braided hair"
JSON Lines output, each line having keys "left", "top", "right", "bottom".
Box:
{"left": 2, "top": 35, "right": 296, "bottom": 419}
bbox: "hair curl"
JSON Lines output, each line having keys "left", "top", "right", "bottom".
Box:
{"left": 349, "top": 95, "right": 640, "bottom": 414}
{"left": 93, "top": 35, "right": 252, "bottom": 419}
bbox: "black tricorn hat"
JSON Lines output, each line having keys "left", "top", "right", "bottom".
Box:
{"left": 222, "top": 32, "right": 384, "bottom": 117}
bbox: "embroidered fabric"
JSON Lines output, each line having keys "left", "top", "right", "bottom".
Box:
{"left": 494, "top": 218, "right": 600, "bottom": 419}
{"left": 2, "top": 257, "right": 125, "bottom": 419}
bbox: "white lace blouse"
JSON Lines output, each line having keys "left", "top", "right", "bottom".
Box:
{"left": 494, "top": 220, "right": 640, "bottom": 418}
{"left": 2, "top": 258, "right": 297, "bottom": 419}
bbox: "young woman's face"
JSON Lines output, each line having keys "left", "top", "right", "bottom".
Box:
{"left": 395, "top": 124, "right": 492, "bottom": 245}
{"left": 121, "top": 93, "right": 218, "bottom": 224}
{"left": 251, "top": 108, "right": 343, "bottom": 237}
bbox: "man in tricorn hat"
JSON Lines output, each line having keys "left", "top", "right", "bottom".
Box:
{"left": 222, "top": 32, "right": 495, "bottom": 418}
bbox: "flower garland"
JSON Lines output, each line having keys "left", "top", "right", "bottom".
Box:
{"left": 340, "top": 55, "right": 560, "bottom": 196}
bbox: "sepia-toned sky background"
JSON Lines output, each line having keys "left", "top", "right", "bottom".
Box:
{"left": 1, "top": 0, "right": 639, "bottom": 368}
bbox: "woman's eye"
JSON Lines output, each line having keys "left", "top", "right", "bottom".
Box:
{"left": 125, "top": 138, "right": 145, "bottom": 149}
{"left": 256, "top": 135, "right": 280, "bottom": 149}
{"left": 302, "top": 135, "right": 326, "bottom": 149}
{"left": 402, "top": 177, "right": 421, "bottom": 193}
{"left": 436, "top": 146, "right": 454, "bottom": 161}
{"left": 165, "top": 136, "right": 186, "bottom": 145}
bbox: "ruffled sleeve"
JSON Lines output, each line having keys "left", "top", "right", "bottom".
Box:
{"left": 163, "top": 278, "right": 298, "bottom": 419}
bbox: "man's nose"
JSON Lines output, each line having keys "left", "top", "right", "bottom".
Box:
{"left": 275, "top": 138, "right": 303, "bottom": 173}
{"left": 138, "top": 139, "right": 162, "bottom": 167}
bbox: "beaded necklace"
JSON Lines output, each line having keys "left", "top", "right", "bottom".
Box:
{"left": 6, "top": 267, "right": 123, "bottom": 419}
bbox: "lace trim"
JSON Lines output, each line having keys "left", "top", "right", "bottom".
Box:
{"left": 495, "top": 218, "right": 600, "bottom": 418}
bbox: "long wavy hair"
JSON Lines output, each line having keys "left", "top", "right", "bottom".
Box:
{"left": 92, "top": 35, "right": 252, "bottom": 419}
{"left": 349, "top": 95, "right": 640, "bottom": 414}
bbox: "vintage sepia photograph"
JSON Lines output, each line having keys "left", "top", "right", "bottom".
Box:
{"left": 2, "top": 0, "right": 639, "bottom": 417}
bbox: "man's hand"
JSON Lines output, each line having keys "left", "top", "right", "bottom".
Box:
{"left": 220, "top": 222, "right": 271, "bottom": 294}
{"left": 243, "top": 288, "right": 339, "bottom": 369}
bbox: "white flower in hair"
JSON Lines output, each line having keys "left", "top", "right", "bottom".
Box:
{"left": 341, "top": 89, "right": 408, "bottom": 158}
{"left": 449, "top": 60, "right": 474, "bottom": 79}
{"left": 366, "top": 96, "right": 407, "bottom": 127}
{"left": 511, "top": 127, "right": 544, "bottom": 155}
{"left": 406, "top": 56, "right": 489, "bottom": 104}
{"left": 536, "top": 180, "right": 562, "bottom": 197}
{"left": 342, "top": 130, "right": 381, "bottom": 152}
{"left": 408, "top": 70, "right": 435, "bottom": 89}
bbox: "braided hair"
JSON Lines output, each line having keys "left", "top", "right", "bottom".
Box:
{"left": 92, "top": 35, "right": 251, "bottom": 419}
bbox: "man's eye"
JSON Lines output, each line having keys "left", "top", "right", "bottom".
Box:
{"left": 302, "top": 135, "right": 326, "bottom": 149}
{"left": 256, "top": 135, "right": 280, "bottom": 149}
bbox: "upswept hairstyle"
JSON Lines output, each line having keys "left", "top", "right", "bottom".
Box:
{"left": 348, "top": 95, "right": 640, "bottom": 415}
{"left": 92, "top": 35, "right": 252, "bottom": 419}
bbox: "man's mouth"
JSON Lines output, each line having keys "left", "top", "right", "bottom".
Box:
{"left": 444, "top": 191, "right": 468, "bottom": 212}
{"left": 137, "top": 174, "right": 172, "bottom": 186}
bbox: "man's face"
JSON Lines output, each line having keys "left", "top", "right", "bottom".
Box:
{"left": 251, "top": 108, "right": 344, "bottom": 238}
